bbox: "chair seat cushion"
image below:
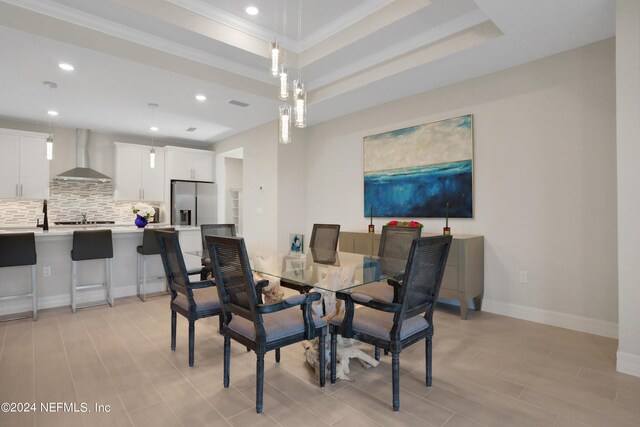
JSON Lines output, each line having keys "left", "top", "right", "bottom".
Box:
{"left": 353, "top": 281, "right": 394, "bottom": 302}
{"left": 228, "top": 308, "right": 326, "bottom": 343}
{"left": 172, "top": 287, "right": 220, "bottom": 314}
{"left": 330, "top": 307, "right": 429, "bottom": 341}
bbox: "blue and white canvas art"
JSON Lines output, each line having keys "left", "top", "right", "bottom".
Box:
{"left": 364, "top": 115, "right": 473, "bottom": 218}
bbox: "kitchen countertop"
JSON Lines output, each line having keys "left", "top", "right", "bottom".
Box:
{"left": 0, "top": 224, "right": 200, "bottom": 236}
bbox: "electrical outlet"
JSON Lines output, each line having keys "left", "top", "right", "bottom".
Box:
{"left": 519, "top": 270, "right": 528, "bottom": 284}
{"left": 43, "top": 266, "right": 52, "bottom": 277}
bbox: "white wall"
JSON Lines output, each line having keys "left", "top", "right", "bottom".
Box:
{"left": 214, "top": 121, "right": 279, "bottom": 251}
{"left": 306, "top": 39, "right": 618, "bottom": 336}
{"left": 277, "top": 129, "right": 308, "bottom": 252}
{"left": 616, "top": 0, "right": 640, "bottom": 376}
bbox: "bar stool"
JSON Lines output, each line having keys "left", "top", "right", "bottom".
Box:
{"left": 0, "top": 233, "right": 38, "bottom": 321}
{"left": 70, "top": 230, "right": 114, "bottom": 313}
{"left": 137, "top": 227, "right": 174, "bottom": 301}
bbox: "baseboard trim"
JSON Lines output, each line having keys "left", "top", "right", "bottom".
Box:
{"left": 617, "top": 351, "right": 640, "bottom": 377}
{"left": 482, "top": 299, "right": 618, "bottom": 338}
{"left": 0, "top": 282, "right": 167, "bottom": 316}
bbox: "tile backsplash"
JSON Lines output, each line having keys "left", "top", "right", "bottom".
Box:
{"left": 0, "top": 181, "right": 159, "bottom": 225}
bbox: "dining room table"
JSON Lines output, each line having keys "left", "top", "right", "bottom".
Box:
{"left": 185, "top": 245, "right": 408, "bottom": 380}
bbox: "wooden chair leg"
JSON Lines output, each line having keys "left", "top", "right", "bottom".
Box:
{"left": 275, "top": 348, "right": 281, "bottom": 363}
{"left": 223, "top": 336, "right": 230, "bottom": 388}
{"left": 170, "top": 310, "right": 177, "bottom": 351}
{"left": 392, "top": 352, "right": 400, "bottom": 411}
{"left": 256, "top": 352, "right": 265, "bottom": 413}
{"left": 330, "top": 333, "right": 337, "bottom": 384}
{"left": 319, "top": 334, "right": 326, "bottom": 387}
{"left": 374, "top": 346, "right": 380, "bottom": 361}
{"left": 426, "top": 337, "right": 433, "bottom": 387}
{"left": 188, "top": 320, "right": 195, "bottom": 367}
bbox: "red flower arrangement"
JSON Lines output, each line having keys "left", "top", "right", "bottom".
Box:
{"left": 386, "top": 220, "right": 423, "bottom": 228}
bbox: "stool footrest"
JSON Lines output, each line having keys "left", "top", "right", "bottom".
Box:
{"left": 76, "top": 283, "right": 107, "bottom": 291}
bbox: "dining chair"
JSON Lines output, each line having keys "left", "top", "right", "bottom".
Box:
{"left": 330, "top": 235, "right": 452, "bottom": 411}
{"left": 355, "top": 225, "right": 422, "bottom": 304}
{"left": 282, "top": 223, "right": 341, "bottom": 293}
{"left": 206, "top": 235, "right": 327, "bottom": 414}
{"left": 155, "top": 230, "right": 222, "bottom": 367}
{"left": 354, "top": 225, "right": 422, "bottom": 360}
{"left": 195, "top": 224, "right": 236, "bottom": 279}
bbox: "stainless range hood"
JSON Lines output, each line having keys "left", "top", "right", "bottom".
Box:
{"left": 54, "top": 129, "right": 112, "bottom": 182}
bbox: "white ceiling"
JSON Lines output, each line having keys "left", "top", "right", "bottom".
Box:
{"left": 0, "top": 0, "right": 615, "bottom": 147}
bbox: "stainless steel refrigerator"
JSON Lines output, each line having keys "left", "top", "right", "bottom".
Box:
{"left": 171, "top": 180, "right": 218, "bottom": 226}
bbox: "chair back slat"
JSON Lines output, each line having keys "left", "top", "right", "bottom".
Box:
{"left": 392, "top": 236, "right": 452, "bottom": 338}
{"left": 378, "top": 226, "right": 421, "bottom": 259}
{"left": 207, "top": 236, "right": 266, "bottom": 339}
{"left": 310, "top": 224, "right": 340, "bottom": 251}
{"left": 200, "top": 224, "right": 236, "bottom": 260}
{"left": 155, "top": 231, "right": 192, "bottom": 300}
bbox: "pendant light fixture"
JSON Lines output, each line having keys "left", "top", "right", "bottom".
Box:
{"left": 279, "top": 104, "right": 292, "bottom": 144}
{"left": 269, "top": 1, "right": 280, "bottom": 78}
{"left": 278, "top": 1, "right": 289, "bottom": 100}
{"left": 293, "top": 0, "right": 307, "bottom": 128}
{"left": 43, "top": 81, "right": 58, "bottom": 160}
{"left": 148, "top": 103, "right": 158, "bottom": 168}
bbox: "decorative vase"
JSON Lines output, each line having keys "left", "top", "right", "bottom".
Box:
{"left": 135, "top": 214, "right": 148, "bottom": 228}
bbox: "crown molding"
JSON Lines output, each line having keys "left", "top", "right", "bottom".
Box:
{"left": 308, "top": 9, "right": 491, "bottom": 91}
{"left": 1, "top": 0, "right": 274, "bottom": 84}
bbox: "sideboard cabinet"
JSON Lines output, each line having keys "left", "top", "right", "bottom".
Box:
{"left": 339, "top": 231, "right": 484, "bottom": 319}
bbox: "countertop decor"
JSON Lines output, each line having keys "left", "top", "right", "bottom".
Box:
{"left": 386, "top": 220, "right": 423, "bottom": 228}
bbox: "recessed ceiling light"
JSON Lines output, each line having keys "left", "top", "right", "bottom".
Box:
{"left": 245, "top": 6, "right": 259, "bottom": 15}
{"left": 195, "top": 94, "right": 207, "bottom": 101}
{"left": 149, "top": 126, "right": 159, "bottom": 131}
{"left": 58, "top": 63, "right": 74, "bottom": 71}
{"left": 47, "top": 110, "right": 58, "bottom": 116}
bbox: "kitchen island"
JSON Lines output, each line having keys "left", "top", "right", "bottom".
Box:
{"left": 0, "top": 224, "right": 202, "bottom": 316}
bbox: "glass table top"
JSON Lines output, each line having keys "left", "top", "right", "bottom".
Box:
{"left": 186, "top": 248, "right": 407, "bottom": 293}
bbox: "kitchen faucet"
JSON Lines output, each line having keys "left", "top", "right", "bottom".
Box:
{"left": 37, "top": 199, "right": 49, "bottom": 231}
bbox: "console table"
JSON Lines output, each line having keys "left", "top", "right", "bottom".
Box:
{"left": 339, "top": 231, "right": 484, "bottom": 319}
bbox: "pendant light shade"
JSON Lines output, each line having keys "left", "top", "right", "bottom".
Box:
{"left": 293, "top": 80, "right": 306, "bottom": 128}
{"left": 270, "top": 41, "right": 280, "bottom": 78}
{"left": 279, "top": 104, "right": 292, "bottom": 144}
{"left": 46, "top": 136, "right": 54, "bottom": 160}
{"left": 148, "top": 103, "right": 158, "bottom": 169}
{"left": 149, "top": 147, "right": 156, "bottom": 169}
{"left": 43, "top": 81, "right": 57, "bottom": 161}
{"left": 279, "top": 63, "right": 289, "bottom": 100}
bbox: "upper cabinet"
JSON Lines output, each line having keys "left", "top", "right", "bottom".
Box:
{"left": 0, "top": 128, "right": 49, "bottom": 200}
{"left": 165, "top": 146, "right": 214, "bottom": 182}
{"left": 114, "top": 142, "right": 165, "bottom": 201}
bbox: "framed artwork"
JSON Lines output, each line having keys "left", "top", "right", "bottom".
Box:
{"left": 363, "top": 114, "right": 473, "bottom": 218}
{"left": 289, "top": 233, "right": 304, "bottom": 253}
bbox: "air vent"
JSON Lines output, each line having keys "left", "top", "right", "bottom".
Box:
{"left": 228, "top": 99, "right": 250, "bottom": 108}
{"left": 185, "top": 127, "right": 197, "bottom": 132}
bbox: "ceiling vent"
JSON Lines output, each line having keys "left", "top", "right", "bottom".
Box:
{"left": 185, "top": 127, "right": 197, "bottom": 132}
{"left": 228, "top": 99, "right": 250, "bottom": 108}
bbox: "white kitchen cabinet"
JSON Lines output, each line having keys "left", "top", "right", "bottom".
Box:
{"left": 114, "top": 142, "right": 165, "bottom": 201}
{"left": 165, "top": 146, "right": 214, "bottom": 182}
{"left": 0, "top": 129, "right": 49, "bottom": 200}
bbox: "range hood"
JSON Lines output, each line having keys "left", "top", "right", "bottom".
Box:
{"left": 54, "top": 129, "right": 111, "bottom": 182}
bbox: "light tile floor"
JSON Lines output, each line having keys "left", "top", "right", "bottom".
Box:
{"left": 0, "top": 296, "right": 637, "bottom": 427}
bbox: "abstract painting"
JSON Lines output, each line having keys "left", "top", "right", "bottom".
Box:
{"left": 364, "top": 114, "right": 473, "bottom": 218}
